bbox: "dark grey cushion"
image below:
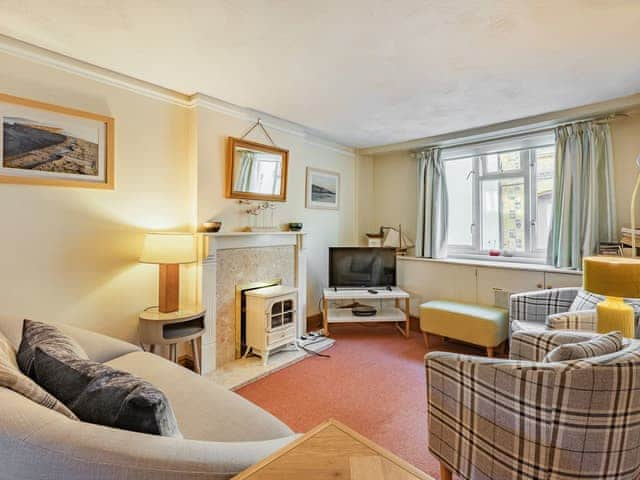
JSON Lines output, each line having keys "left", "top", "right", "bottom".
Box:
{"left": 33, "top": 346, "right": 181, "bottom": 437}
{"left": 17, "top": 320, "right": 88, "bottom": 379}
{"left": 543, "top": 331, "right": 624, "bottom": 362}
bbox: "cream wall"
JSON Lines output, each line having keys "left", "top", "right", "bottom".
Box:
{"left": 193, "top": 105, "right": 356, "bottom": 316}
{"left": 611, "top": 115, "right": 640, "bottom": 228}
{"left": 0, "top": 52, "right": 195, "bottom": 343}
{"left": 354, "top": 154, "right": 376, "bottom": 243}
{"left": 367, "top": 115, "right": 640, "bottom": 244}
{"left": 371, "top": 151, "right": 418, "bottom": 244}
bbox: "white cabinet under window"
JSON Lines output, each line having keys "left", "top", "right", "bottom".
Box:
{"left": 244, "top": 285, "right": 298, "bottom": 365}
{"left": 544, "top": 272, "right": 582, "bottom": 290}
{"left": 476, "top": 266, "right": 544, "bottom": 306}
{"left": 397, "top": 257, "right": 582, "bottom": 313}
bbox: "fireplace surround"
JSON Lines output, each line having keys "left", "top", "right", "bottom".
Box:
{"left": 198, "top": 232, "right": 307, "bottom": 374}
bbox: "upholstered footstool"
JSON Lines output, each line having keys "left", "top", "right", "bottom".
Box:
{"left": 420, "top": 300, "right": 508, "bottom": 357}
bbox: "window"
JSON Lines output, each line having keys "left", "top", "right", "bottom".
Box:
{"left": 445, "top": 143, "right": 555, "bottom": 259}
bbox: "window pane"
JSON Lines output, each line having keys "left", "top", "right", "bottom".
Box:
{"left": 485, "top": 154, "right": 498, "bottom": 173}
{"left": 445, "top": 157, "right": 473, "bottom": 246}
{"left": 499, "top": 151, "right": 521, "bottom": 171}
{"left": 481, "top": 177, "right": 525, "bottom": 251}
{"left": 535, "top": 147, "right": 555, "bottom": 250}
{"left": 484, "top": 152, "right": 520, "bottom": 174}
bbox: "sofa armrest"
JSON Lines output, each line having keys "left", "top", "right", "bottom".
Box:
{"left": 509, "top": 328, "right": 600, "bottom": 361}
{"left": 545, "top": 310, "right": 597, "bottom": 332}
{"left": 509, "top": 287, "right": 579, "bottom": 325}
{"left": 0, "top": 387, "right": 297, "bottom": 480}
{"left": 425, "top": 351, "right": 559, "bottom": 478}
{"left": 58, "top": 324, "right": 141, "bottom": 363}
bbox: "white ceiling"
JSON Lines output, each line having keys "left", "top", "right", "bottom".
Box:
{"left": 1, "top": 1, "right": 639, "bottom": 148}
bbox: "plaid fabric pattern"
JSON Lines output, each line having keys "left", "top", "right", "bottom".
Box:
{"left": 510, "top": 325, "right": 601, "bottom": 362}
{"left": 543, "top": 331, "right": 623, "bottom": 362}
{"left": 569, "top": 289, "right": 604, "bottom": 311}
{"left": 545, "top": 310, "right": 597, "bottom": 331}
{"left": 509, "top": 288, "right": 579, "bottom": 326}
{"left": 425, "top": 339, "right": 640, "bottom": 480}
{"left": 570, "top": 289, "right": 640, "bottom": 337}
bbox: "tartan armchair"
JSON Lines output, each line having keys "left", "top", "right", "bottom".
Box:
{"left": 509, "top": 287, "right": 606, "bottom": 335}
{"left": 510, "top": 287, "right": 640, "bottom": 336}
{"left": 425, "top": 335, "right": 640, "bottom": 480}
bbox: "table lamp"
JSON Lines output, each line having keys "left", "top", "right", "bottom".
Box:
{"left": 139, "top": 233, "right": 197, "bottom": 313}
{"left": 583, "top": 256, "right": 640, "bottom": 337}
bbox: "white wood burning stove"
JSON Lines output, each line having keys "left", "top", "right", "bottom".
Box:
{"left": 243, "top": 285, "right": 299, "bottom": 365}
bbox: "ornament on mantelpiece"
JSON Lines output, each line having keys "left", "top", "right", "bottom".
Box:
{"left": 239, "top": 200, "right": 280, "bottom": 232}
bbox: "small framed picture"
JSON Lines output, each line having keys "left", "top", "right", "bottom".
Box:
{"left": 306, "top": 167, "right": 340, "bottom": 210}
{"left": 0, "top": 93, "right": 114, "bottom": 189}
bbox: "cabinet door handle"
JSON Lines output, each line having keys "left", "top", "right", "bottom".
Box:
{"left": 537, "top": 283, "right": 543, "bottom": 289}
{"left": 546, "top": 285, "right": 552, "bottom": 289}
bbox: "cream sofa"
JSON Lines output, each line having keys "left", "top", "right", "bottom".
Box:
{"left": 0, "top": 318, "right": 297, "bottom": 480}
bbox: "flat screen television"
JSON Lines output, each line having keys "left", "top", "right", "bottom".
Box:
{"left": 329, "top": 247, "right": 396, "bottom": 288}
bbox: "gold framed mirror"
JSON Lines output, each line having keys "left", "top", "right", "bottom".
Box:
{"left": 226, "top": 137, "right": 289, "bottom": 201}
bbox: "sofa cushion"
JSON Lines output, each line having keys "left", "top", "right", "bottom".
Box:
{"left": 570, "top": 289, "right": 640, "bottom": 322}
{"left": 17, "top": 320, "right": 88, "bottom": 379}
{"left": 0, "top": 331, "right": 77, "bottom": 419}
{"left": 33, "top": 346, "right": 181, "bottom": 437}
{"left": 106, "top": 351, "right": 294, "bottom": 442}
{"left": 543, "top": 331, "right": 624, "bottom": 362}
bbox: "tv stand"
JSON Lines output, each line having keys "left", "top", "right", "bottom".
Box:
{"left": 322, "top": 287, "right": 410, "bottom": 337}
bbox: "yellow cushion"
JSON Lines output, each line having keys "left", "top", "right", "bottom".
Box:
{"left": 420, "top": 300, "right": 508, "bottom": 348}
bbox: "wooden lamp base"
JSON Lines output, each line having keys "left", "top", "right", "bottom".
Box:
{"left": 159, "top": 264, "right": 180, "bottom": 313}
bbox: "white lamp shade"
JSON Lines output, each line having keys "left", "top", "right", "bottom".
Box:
{"left": 139, "top": 233, "right": 197, "bottom": 264}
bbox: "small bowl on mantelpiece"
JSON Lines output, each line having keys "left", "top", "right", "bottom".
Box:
{"left": 288, "top": 223, "right": 303, "bottom": 232}
{"left": 202, "top": 221, "right": 222, "bottom": 233}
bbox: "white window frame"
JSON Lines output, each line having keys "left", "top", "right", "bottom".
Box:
{"left": 445, "top": 142, "right": 554, "bottom": 263}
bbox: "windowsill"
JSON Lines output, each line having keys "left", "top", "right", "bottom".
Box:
{"left": 397, "top": 255, "right": 582, "bottom": 275}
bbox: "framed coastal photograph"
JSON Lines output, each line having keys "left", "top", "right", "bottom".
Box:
{"left": 0, "top": 93, "right": 114, "bottom": 189}
{"left": 306, "top": 167, "right": 340, "bottom": 210}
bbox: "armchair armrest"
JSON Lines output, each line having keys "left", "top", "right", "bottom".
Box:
{"left": 425, "top": 351, "right": 560, "bottom": 479}
{"left": 509, "top": 328, "right": 599, "bottom": 361}
{"left": 509, "top": 287, "right": 579, "bottom": 326}
{"left": 545, "top": 310, "right": 597, "bottom": 332}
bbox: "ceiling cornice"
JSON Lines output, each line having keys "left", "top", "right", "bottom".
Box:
{"left": 188, "top": 94, "right": 355, "bottom": 156}
{"left": 0, "top": 33, "right": 190, "bottom": 107}
{"left": 357, "top": 92, "right": 640, "bottom": 156}
{"left": 0, "top": 33, "right": 355, "bottom": 157}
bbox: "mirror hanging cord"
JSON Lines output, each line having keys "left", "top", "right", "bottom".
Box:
{"left": 240, "top": 118, "right": 276, "bottom": 146}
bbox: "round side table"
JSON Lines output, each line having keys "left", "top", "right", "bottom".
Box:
{"left": 139, "top": 306, "right": 206, "bottom": 374}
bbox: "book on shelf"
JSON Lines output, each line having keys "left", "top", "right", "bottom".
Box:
{"left": 620, "top": 228, "right": 640, "bottom": 246}
{"left": 599, "top": 242, "right": 623, "bottom": 256}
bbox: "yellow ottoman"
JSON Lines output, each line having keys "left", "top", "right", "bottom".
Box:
{"left": 420, "top": 300, "right": 508, "bottom": 357}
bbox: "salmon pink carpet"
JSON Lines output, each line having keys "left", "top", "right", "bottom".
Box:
{"left": 237, "top": 324, "right": 482, "bottom": 479}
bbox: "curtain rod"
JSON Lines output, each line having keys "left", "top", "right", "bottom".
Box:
{"left": 411, "top": 112, "right": 629, "bottom": 156}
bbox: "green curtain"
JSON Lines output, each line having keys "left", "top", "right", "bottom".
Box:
{"left": 234, "top": 151, "right": 256, "bottom": 191}
{"left": 547, "top": 122, "right": 616, "bottom": 269}
{"left": 416, "top": 147, "right": 448, "bottom": 258}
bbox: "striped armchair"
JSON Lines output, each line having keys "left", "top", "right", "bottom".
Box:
{"left": 425, "top": 334, "right": 640, "bottom": 480}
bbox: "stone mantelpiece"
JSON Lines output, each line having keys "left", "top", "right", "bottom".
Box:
{"left": 197, "top": 232, "right": 307, "bottom": 374}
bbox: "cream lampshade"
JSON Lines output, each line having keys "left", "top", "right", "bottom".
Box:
{"left": 140, "top": 233, "right": 197, "bottom": 313}
{"left": 583, "top": 256, "right": 640, "bottom": 337}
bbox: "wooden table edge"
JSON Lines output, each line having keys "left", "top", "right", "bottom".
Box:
{"left": 231, "top": 418, "right": 433, "bottom": 479}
